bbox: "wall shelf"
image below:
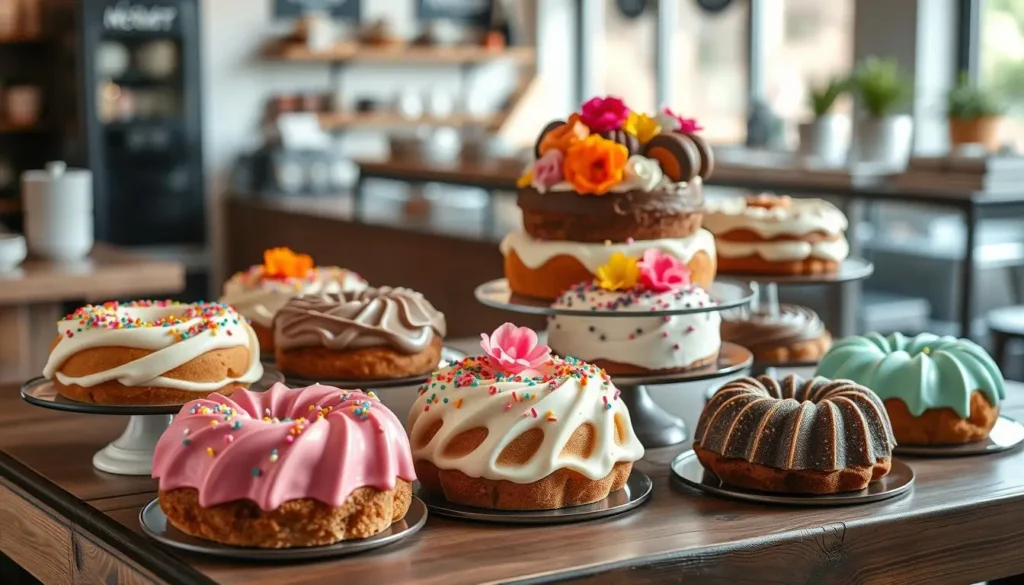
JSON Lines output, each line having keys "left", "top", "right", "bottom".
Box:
{"left": 317, "top": 111, "right": 498, "bottom": 131}
{"left": 263, "top": 42, "right": 535, "bottom": 65}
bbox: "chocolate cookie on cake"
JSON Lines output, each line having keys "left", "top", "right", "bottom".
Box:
{"left": 274, "top": 286, "right": 446, "bottom": 380}
{"left": 547, "top": 249, "right": 721, "bottom": 375}
{"left": 220, "top": 247, "right": 367, "bottom": 352}
{"left": 502, "top": 97, "right": 717, "bottom": 300}
{"left": 703, "top": 194, "right": 849, "bottom": 275}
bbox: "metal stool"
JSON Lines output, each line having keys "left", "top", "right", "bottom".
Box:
{"left": 987, "top": 305, "right": 1024, "bottom": 373}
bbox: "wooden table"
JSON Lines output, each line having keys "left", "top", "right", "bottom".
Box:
{"left": 2, "top": 371, "right": 1024, "bottom": 585}
{"left": 0, "top": 244, "right": 185, "bottom": 385}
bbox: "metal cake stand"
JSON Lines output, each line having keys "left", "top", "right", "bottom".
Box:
{"left": 473, "top": 278, "right": 755, "bottom": 448}
{"left": 21, "top": 367, "right": 285, "bottom": 476}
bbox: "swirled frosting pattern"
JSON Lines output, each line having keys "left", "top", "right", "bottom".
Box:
{"left": 274, "top": 287, "right": 446, "bottom": 354}
{"left": 722, "top": 305, "right": 827, "bottom": 349}
{"left": 220, "top": 266, "right": 367, "bottom": 329}
{"left": 153, "top": 383, "right": 416, "bottom": 510}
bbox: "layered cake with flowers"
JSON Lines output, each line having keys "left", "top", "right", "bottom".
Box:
{"left": 220, "top": 248, "right": 367, "bottom": 352}
{"left": 547, "top": 249, "right": 721, "bottom": 375}
{"left": 501, "top": 96, "right": 717, "bottom": 300}
{"left": 408, "top": 323, "right": 644, "bottom": 510}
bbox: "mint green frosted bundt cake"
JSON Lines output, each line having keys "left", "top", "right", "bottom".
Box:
{"left": 815, "top": 332, "right": 1005, "bottom": 445}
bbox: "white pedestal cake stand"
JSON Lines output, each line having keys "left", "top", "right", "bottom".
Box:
{"left": 474, "top": 279, "right": 755, "bottom": 448}
{"left": 20, "top": 368, "right": 285, "bottom": 476}
{"left": 718, "top": 257, "right": 874, "bottom": 375}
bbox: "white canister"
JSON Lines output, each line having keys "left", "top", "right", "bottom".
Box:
{"left": 21, "top": 161, "right": 94, "bottom": 261}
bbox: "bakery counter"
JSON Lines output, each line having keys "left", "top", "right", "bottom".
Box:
{"left": 225, "top": 193, "right": 541, "bottom": 338}
{"left": 2, "top": 362, "right": 1024, "bottom": 584}
{"left": 0, "top": 244, "right": 185, "bottom": 385}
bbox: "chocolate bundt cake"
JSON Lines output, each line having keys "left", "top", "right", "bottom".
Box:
{"left": 693, "top": 375, "right": 896, "bottom": 495}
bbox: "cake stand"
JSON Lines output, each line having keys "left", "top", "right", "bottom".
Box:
{"left": 20, "top": 367, "right": 285, "bottom": 476}
{"left": 475, "top": 279, "right": 755, "bottom": 448}
{"left": 718, "top": 257, "right": 874, "bottom": 375}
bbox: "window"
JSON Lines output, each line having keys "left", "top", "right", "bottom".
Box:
{"left": 601, "top": 0, "right": 657, "bottom": 113}
{"left": 980, "top": 0, "right": 1024, "bottom": 146}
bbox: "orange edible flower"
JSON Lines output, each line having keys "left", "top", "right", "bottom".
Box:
{"left": 562, "top": 135, "right": 629, "bottom": 195}
{"left": 538, "top": 113, "right": 590, "bottom": 155}
{"left": 263, "top": 247, "right": 313, "bottom": 279}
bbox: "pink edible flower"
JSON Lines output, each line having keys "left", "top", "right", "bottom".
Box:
{"left": 660, "top": 107, "right": 703, "bottom": 133}
{"left": 480, "top": 323, "right": 552, "bottom": 375}
{"left": 531, "top": 149, "right": 565, "bottom": 190}
{"left": 637, "top": 249, "right": 692, "bottom": 292}
{"left": 579, "top": 96, "right": 631, "bottom": 134}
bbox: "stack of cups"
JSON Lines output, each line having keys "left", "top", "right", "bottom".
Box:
{"left": 21, "top": 161, "right": 94, "bottom": 261}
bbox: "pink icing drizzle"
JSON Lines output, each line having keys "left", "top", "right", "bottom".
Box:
{"left": 152, "top": 383, "right": 416, "bottom": 511}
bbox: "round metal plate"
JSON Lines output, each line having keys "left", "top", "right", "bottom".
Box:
{"left": 20, "top": 367, "right": 286, "bottom": 416}
{"left": 140, "top": 497, "right": 427, "bottom": 560}
{"left": 416, "top": 470, "right": 652, "bottom": 524}
{"left": 474, "top": 279, "right": 755, "bottom": 317}
{"left": 671, "top": 450, "right": 914, "bottom": 506}
{"left": 282, "top": 347, "right": 467, "bottom": 389}
{"left": 894, "top": 416, "right": 1024, "bottom": 457}
{"left": 717, "top": 257, "right": 874, "bottom": 286}
{"left": 612, "top": 342, "right": 753, "bottom": 387}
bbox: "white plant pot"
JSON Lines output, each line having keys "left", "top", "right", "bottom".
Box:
{"left": 850, "top": 115, "right": 914, "bottom": 169}
{"left": 798, "top": 114, "right": 850, "bottom": 167}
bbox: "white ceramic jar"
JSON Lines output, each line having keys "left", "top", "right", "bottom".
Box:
{"left": 21, "top": 161, "right": 94, "bottom": 261}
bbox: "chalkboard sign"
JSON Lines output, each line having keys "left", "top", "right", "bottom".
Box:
{"left": 417, "top": 0, "right": 493, "bottom": 25}
{"left": 274, "top": 0, "right": 360, "bottom": 19}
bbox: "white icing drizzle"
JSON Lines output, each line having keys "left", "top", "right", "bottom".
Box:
{"left": 716, "top": 238, "right": 849, "bottom": 262}
{"left": 43, "top": 303, "right": 264, "bottom": 392}
{"left": 548, "top": 285, "right": 721, "bottom": 370}
{"left": 500, "top": 228, "right": 717, "bottom": 273}
{"left": 703, "top": 196, "right": 848, "bottom": 238}
{"left": 408, "top": 357, "right": 644, "bottom": 483}
{"left": 220, "top": 267, "right": 367, "bottom": 329}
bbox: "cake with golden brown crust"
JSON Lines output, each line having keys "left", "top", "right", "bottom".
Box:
{"left": 502, "top": 97, "right": 717, "bottom": 300}
{"left": 694, "top": 375, "right": 895, "bottom": 495}
{"left": 408, "top": 323, "right": 644, "bottom": 510}
{"left": 274, "top": 286, "right": 446, "bottom": 380}
{"left": 42, "top": 300, "right": 263, "bottom": 406}
{"left": 703, "top": 194, "right": 849, "bottom": 275}
{"left": 721, "top": 304, "right": 832, "bottom": 364}
{"left": 220, "top": 247, "right": 367, "bottom": 353}
{"left": 152, "top": 383, "right": 416, "bottom": 548}
{"left": 815, "top": 332, "right": 1005, "bottom": 445}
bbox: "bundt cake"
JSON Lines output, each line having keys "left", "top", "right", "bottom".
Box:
{"left": 152, "top": 382, "right": 416, "bottom": 548}
{"left": 815, "top": 332, "right": 1005, "bottom": 445}
{"left": 694, "top": 375, "right": 896, "bottom": 494}
{"left": 408, "top": 323, "right": 645, "bottom": 510}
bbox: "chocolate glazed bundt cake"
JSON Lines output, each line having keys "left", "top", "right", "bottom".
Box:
{"left": 693, "top": 375, "right": 896, "bottom": 495}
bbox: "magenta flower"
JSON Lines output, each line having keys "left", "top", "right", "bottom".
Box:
{"left": 637, "top": 249, "right": 692, "bottom": 292}
{"left": 579, "top": 96, "right": 631, "bottom": 134}
{"left": 658, "top": 107, "right": 703, "bottom": 133}
{"left": 480, "top": 323, "right": 552, "bottom": 375}
{"left": 531, "top": 149, "right": 565, "bottom": 191}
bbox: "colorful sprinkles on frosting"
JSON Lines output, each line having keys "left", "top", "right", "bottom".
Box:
{"left": 60, "top": 300, "right": 243, "bottom": 340}
{"left": 555, "top": 280, "right": 716, "bottom": 312}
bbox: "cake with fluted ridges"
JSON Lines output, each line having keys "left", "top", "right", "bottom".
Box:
{"left": 152, "top": 382, "right": 416, "bottom": 548}
{"left": 815, "top": 332, "right": 1005, "bottom": 445}
{"left": 502, "top": 96, "right": 717, "bottom": 300}
{"left": 694, "top": 375, "right": 895, "bottom": 494}
{"left": 408, "top": 323, "right": 645, "bottom": 510}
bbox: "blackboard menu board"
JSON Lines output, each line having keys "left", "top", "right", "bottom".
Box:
{"left": 417, "top": 0, "right": 493, "bottom": 25}
{"left": 274, "top": 0, "right": 360, "bottom": 19}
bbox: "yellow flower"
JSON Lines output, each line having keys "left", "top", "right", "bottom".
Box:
{"left": 517, "top": 169, "right": 534, "bottom": 188}
{"left": 623, "top": 112, "right": 662, "bottom": 144}
{"left": 595, "top": 252, "right": 640, "bottom": 291}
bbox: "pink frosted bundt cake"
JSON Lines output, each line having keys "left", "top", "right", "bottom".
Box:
{"left": 694, "top": 375, "right": 896, "bottom": 494}
{"left": 152, "top": 382, "right": 416, "bottom": 548}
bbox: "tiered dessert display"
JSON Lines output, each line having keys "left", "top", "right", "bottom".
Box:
{"left": 21, "top": 300, "right": 282, "bottom": 475}
{"left": 704, "top": 194, "right": 874, "bottom": 373}
{"left": 485, "top": 98, "right": 755, "bottom": 448}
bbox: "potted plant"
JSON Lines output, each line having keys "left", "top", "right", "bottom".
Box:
{"left": 947, "top": 74, "right": 1005, "bottom": 151}
{"left": 799, "top": 77, "right": 850, "bottom": 166}
{"left": 850, "top": 57, "right": 914, "bottom": 168}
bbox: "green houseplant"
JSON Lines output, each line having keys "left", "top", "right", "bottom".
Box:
{"left": 849, "top": 57, "right": 914, "bottom": 168}
{"left": 799, "top": 77, "right": 851, "bottom": 166}
{"left": 947, "top": 74, "right": 1005, "bottom": 151}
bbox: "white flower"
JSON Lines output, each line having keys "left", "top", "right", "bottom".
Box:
{"left": 623, "top": 155, "right": 664, "bottom": 192}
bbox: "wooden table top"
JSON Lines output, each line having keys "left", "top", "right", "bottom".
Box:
{"left": 0, "top": 243, "right": 185, "bottom": 305}
{"left": 2, "top": 377, "right": 1024, "bottom": 584}
{"left": 357, "top": 156, "right": 523, "bottom": 191}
